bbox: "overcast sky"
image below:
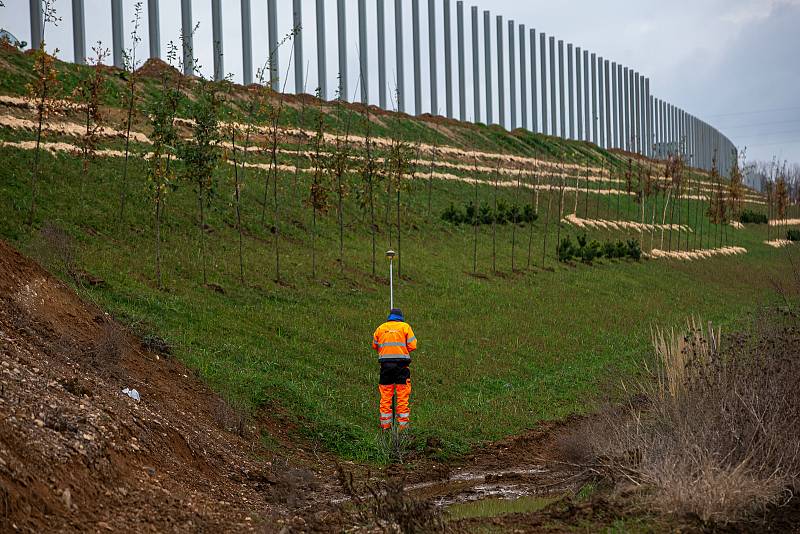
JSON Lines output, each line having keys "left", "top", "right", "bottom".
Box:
{"left": 3, "top": 0, "right": 799, "bottom": 164}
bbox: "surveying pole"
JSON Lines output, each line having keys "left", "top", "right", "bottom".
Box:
{"left": 386, "top": 249, "right": 396, "bottom": 309}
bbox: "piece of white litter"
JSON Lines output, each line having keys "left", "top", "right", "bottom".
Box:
{"left": 122, "top": 388, "right": 141, "bottom": 402}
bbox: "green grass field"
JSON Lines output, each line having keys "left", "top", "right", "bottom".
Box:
{"left": 0, "top": 46, "right": 795, "bottom": 462}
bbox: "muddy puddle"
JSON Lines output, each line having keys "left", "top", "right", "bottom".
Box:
{"left": 401, "top": 463, "right": 574, "bottom": 520}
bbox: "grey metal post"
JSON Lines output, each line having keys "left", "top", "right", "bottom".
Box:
{"left": 72, "top": 0, "right": 86, "bottom": 64}
{"left": 633, "top": 72, "right": 641, "bottom": 153}
{"left": 540, "top": 33, "right": 547, "bottom": 135}
{"left": 241, "top": 0, "right": 252, "bottom": 85}
{"left": 337, "top": 0, "right": 348, "bottom": 99}
{"left": 509, "top": 20, "right": 516, "bottom": 129}
{"left": 358, "top": 0, "right": 368, "bottom": 103}
{"left": 497, "top": 16, "right": 505, "bottom": 128}
{"left": 631, "top": 71, "right": 641, "bottom": 154}
{"left": 629, "top": 70, "right": 639, "bottom": 154}
{"left": 666, "top": 101, "right": 671, "bottom": 157}
{"left": 668, "top": 104, "right": 673, "bottom": 155}
{"left": 590, "top": 53, "right": 597, "bottom": 144}
{"left": 377, "top": 0, "right": 386, "bottom": 108}
{"left": 576, "top": 47, "right": 582, "bottom": 140}
{"left": 316, "top": 0, "right": 327, "bottom": 98}
{"left": 549, "top": 36, "right": 557, "bottom": 137}
{"left": 567, "top": 43, "right": 574, "bottom": 139}
{"left": 111, "top": 0, "right": 124, "bottom": 68}
{"left": 672, "top": 105, "right": 677, "bottom": 158}
{"left": 649, "top": 97, "right": 654, "bottom": 156}
{"left": 530, "top": 29, "right": 537, "bottom": 133}
{"left": 698, "top": 120, "right": 701, "bottom": 168}
{"left": 616, "top": 64, "right": 624, "bottom": 149}
{"left": 428, "top": 0, "right": 438, "bottom": 114}
{"left": 395, "top": 0, "right": 405, "bottom": 111}
{"left": 696, "top": 119, "right": 700, "bottom": 167}
{"left": 644, "top": 78, "right": 653, "bottom": 156}
{"left": 519, "top": 25, "right": 527, "bottom": 130}
{"left": 598, "top": 56, "right": 605, "bottom": 148}
{"left": 444, "top": 0, "right": 453, "bottom": 118}
{"left": 623, "top": 67, "right": 630, "bottom": 150}
{"left": 484, "top": 11, "right": 493, "bottom": 124}
{"left": 558, "top": 40, "right": 565, "bottom": 138}
{"left": 413, "top": 0, "right": 422, "bottom": 114}
{"left": 683, "top": 110, "right": 688, "bottom": 160}
{"left": 672, "top": 104, "right": 677, "bottom": 154}
{"left": 693, "top": 116, "right": 697, "bottom": 165}
{"left": 29, "top": 0, "right": 43, "bottom": 50}
{"left": 666, "top": 104, "right": 677, "bottom": 157}
{"left": 471, "top": 6, "right": 480, "bottom": 122}
{"left": 653, "top": 98, "right": 658, "bottom": 156}
{"left": 583, "top": 50, "right": 589, "bottom": 141}
{"left": 699, "top": 121, "right": 703, "bottom": 168}
{"left": 640, "top": 75, "right": 646, "bottom": 155}
{"left": 611, "top": 62, "right": 618, "bottom": 148}
{"left": 664, "top": 100, "right": 669, "bottom": 155}
{"left": 653, "top": 98, "right": 664, "bottom": 159}
{"left": 268, "top": 0, "right": 278, "bottom": 89}
{"left": 458, "top": 2, "right": 466, "bottom": 121}
{"left": 652, "top": 97, "right": 657, "bottom": 157}
{"left": 212, "top": 0, "right": 224, "bottom": 81}
{"left": 682, "top": 110, "right": 687, "bottom": 159}
{"left": 604, "top": 59, "right": 611, "bottom": 149}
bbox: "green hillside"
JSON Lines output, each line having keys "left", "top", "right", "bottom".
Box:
{"left": 0, "top": 46, "right": 793, "bottom": 461}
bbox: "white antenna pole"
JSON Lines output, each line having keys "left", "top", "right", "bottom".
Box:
{"left": 386, "top": 249, "right": 397, "bottom": 310}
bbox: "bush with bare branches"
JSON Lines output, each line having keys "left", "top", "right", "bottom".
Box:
{"left": 579, "top": 317, "right": 800, "bottom": 525}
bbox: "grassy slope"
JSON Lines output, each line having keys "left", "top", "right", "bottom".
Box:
{"left": 0, "top": 47, "right": 793, "bottom": 461}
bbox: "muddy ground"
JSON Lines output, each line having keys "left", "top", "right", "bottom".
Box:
{"left": 0, "top": 237, "right": 610, "bottom": 532}
{"left": 3, "top": 238, "right": 797, "bottom": 533}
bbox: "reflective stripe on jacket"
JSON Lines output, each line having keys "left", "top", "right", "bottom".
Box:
{"left": 372, "top": 321, "right": 417, "bottom": 361}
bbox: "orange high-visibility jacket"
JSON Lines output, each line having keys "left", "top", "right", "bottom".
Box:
{"left": 372, "top": 321, "right": 417, "bottom": 362}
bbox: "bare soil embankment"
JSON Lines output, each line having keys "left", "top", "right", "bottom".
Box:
{"left": 0, "top": 239, "right": 347, "bottom": 532}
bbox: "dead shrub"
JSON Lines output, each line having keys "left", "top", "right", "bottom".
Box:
{"left": 336, "top": 465, "right": 445, "bottom": 533}
{"left": 140, "top": 333, "right": 172, "bottom": 357}
{"left": 83, "top": 322, "right": 124, "bottom": 367}
{"left": 214, "top": 397, "right": 249, "bottom": 437}
{"left": 59, "top": 376, "right": 92, "bottom": 397}
{"left": 585, "top": 316, "right": 800, "bottom": 525}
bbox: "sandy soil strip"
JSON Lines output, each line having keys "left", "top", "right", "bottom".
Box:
{"left": 0, "top": 94, "right": 82, "bottom": 112}
{"left": 0, "top": 139, "right": 129, "bottom": 158}
{"left": 769, "top": 218, "right": 800, "bottom": 227}
{"left": 0, "top": 139, "right": 634, "bottom": 198}
{"left": 645, "top": 246, "right": 747, "bottom": 261}
{"left": 0, "top": 103, "right": 766, "bottom": 205}
{"left": 563, "top": 213, "right": 693, "bottom": 233}
{"left": 0, "top": 114, "right": 151, "bottom": 143}
{"left": 764, "top": 239, "right": 795, "bottom": 248}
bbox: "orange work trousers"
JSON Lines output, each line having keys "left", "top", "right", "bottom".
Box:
{"left": 378, "top": 362, "right": 411, "bottom": 430}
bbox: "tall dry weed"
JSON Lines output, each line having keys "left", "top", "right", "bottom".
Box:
{"left": 582, "top": 316, "right": 800, "bottom": 525}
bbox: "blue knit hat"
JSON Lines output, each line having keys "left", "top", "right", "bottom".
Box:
{"left": 387, "top": 308, "right": 404, "bottom": 321}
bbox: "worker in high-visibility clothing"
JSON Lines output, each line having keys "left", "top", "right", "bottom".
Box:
{"left": 372, "top": 308, "right": 417, "bottom": 430}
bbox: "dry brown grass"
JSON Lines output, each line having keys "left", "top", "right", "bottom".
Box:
{"left": 576, "top": 316, "right": 800, "bottom": 525}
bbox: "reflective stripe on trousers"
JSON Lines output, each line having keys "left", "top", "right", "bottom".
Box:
{"left": 378, "top": 380, "right": 411, "bottom": 429}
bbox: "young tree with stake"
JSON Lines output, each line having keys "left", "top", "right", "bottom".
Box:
{"left": 179, "top": 78, "right": 222, "bottom": 287}
{"left": 26, "top": 0, "right": 61, "bottom": 226}
{"left": 118, "top": 2, "right": 144, "bottom": 224}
